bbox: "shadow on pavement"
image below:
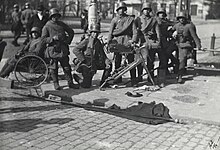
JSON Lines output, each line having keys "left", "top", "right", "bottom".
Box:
{"left": 0, "top": 97, "right": 43, "bottom": 102}
{"left": 0, "top": 103, "right": 72, "bottom": 114}
{"left": 0, "top": 118, "right": 74, "bottom": 132}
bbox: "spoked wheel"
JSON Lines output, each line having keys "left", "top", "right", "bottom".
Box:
{"left": 14, "top": 55, "right": 48, "bottom": 88}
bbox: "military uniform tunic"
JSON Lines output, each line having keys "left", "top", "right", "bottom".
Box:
{"left": 107, "top": 14, "right": 137, "bottom": 84}
{"left": 173, "top": 22, "right": 201, "bottom": 75}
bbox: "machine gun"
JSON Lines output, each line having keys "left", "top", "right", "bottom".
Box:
{"left": 100, "top": 44, "right": 155, "bottom": 90}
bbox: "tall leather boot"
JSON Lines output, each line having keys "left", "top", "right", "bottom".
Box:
{"left": 50, "top": 69, "right": 61, "bottom": 90}
{"left": 100, "top": 66, "right": 112, "bottom": 87}
{"left": 63, "top": 67, "right": 79, "bottom": 89}
{"left": 0, "top": 63, "right": 14, "bottom": 78}
{"left": 81, "top": 67, "right": 93, "bottom": 88}
{"left": 130, "top": 68, "right": 137, "bottom": 87}
{"left": 157, "top": 69, "right": 166, "bottom": 87}
{"left": 137, "top": 64, "right": 143, "bottom": 82}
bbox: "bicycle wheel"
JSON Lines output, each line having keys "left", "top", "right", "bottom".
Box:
{"left": 14, "top": 55, "right": 48, "bottom": 88}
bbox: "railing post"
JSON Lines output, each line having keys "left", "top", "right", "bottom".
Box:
{"left": 210, "top": 33, "right": 216, "bottom": 56}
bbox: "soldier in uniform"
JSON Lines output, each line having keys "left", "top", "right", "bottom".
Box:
{"left": 107, "top": 2, "right": 137, "bottom": 86}
{"left": 135, "top": 3, "right": 166, "bottom": 87}
{"left": 72, "top": 24, "right": 112, "bottom": 88}
{"left": 41, "top": 8, "right": 79, "bottom": 90}
{"left": 0, "top": 27, "right": 44, "bottom": 78}
{"left": 172, "top": 12, "right": 201, "bottom": 83}
{"left": 21, "top": 2, "right": 33, "bottom": 45}
{"left": 156, "top": 9, "right": 179, "bottom": 75}
{"left": 11, "top": 4, "right": 23, "bottom": 47}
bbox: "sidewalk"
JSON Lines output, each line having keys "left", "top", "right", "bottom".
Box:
{"left": 2, "top": 19, "right": 220, "bottom": 126}
{"left": 37, "top": 51, "right": 220, "bottom": 126}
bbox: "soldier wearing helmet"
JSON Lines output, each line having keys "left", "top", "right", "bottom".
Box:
{"left": 156, "top": 8, "right": 179, "bottom": 78}
{"left": 11, "top": 4, "right": 23, "bottom": 47}
{"left": 172, "top": 12, "right": 201, "bottom": 83}
{"left": 107, "top": 1, "right": 138, "bottom": 86}
{"left": 21, "top": 2, "right": 33, "bottom": 45}
{"left": 41, "top": 8, "right": 79, "bottom": 90}
{"left": 0, "top": 27, "right": 45, "bottom": 78}
{"left": 135, "top": 2, "right": 166, "bottom": 87}
{"left": 72, "top": 23, "right": 112, "bottom": 88}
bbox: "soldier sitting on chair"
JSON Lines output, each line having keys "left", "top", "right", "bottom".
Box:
{"left": 72, "top": 24, "right": 112, "bottom": 88}
{"left": 0, "top": 27, "right": 45, "bottom": 78}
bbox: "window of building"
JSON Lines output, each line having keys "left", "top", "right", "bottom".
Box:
{"left": 191, "top": 5, "right": 198, "bottom": 16}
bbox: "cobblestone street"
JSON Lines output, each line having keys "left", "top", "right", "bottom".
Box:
{"left": 0, "top": 88, "right": 220, "bottom": 150}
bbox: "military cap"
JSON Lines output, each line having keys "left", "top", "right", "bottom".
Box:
{"left": 37, "top": 5, "right": 44, "bottom": 11}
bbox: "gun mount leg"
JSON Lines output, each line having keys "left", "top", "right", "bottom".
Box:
{"left": 139, "top": 53, "right": 155, "bottom": 86}
{"left": 99, "top": 57, "right": 156, "bottom": 89}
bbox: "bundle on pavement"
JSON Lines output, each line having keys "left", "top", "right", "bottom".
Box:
{"left": 106, "top": 101, "right": 172, "bottom": 125}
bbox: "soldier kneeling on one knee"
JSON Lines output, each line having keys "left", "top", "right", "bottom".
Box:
{"left": 72, "top": 24, "right": 112, "bottom": 88}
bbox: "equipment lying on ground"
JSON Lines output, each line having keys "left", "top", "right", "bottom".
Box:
{"left": 14, "top": 91, "right": 184, "bottom": 125}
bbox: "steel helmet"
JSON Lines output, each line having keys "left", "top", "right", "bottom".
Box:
{"left": 177, "top": 12, "right": 187, "bottom": 20}
{"left": 157, "top": 8, "right": 167, "bottom": 17}
{"left": 116, "top": 2, "right": 127, "bottom": 11}
{"left": 13, "top": 4, "right": 19, "bottom": 8}
{"left": 142, "top": 2, "right": 152, "bottom": 11}
{"left": 49, "top": 8, "right": 61, "bottom": 18}
{"left": 89, "top": 23, "right": 101, "bottom": 33}
{"left": 31, "top": 27, "right": 41, "bottom": 34}
{"left": 25, "top": 2, "right": 30, "bottom": 7}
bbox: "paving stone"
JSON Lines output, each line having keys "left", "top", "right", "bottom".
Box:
{"left": 186, "top": 141, "right": 198, "bottom": 147}
{"left": 56, "top": 139, "right": 72, "bottom": 146}
{"left": 155, "top": 145, "right": 170, "bottom": 150}
{"left": 181, "top": 146, "right": 194, "bottom": 150}
{"left": 1, "top": 86, "right": 220, "bottom": 150}
{"left": 190, "top": 137, "right": 201, "bottom": 143}
{"left": 41, "top": 144, "right": 61, "bottom": 150}
{"left": 35, "top": 140, "right": 55, "bottom": 149}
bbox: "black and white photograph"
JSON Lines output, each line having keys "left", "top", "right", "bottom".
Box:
{"left": 0, "top": 0, "right": 220, "bottom": 149}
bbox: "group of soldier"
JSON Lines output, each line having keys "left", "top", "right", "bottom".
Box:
{"left": 1, "top": 6, "right": 79, "bottom": 90}
{"left": 105, "top": 2, "right": 201, "bottom": 87}
{"left": 0, "top": 1, "right": 202, "bottom": 91}
{"left": 11, "top": 2, "right": 49, "bottom": 47}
